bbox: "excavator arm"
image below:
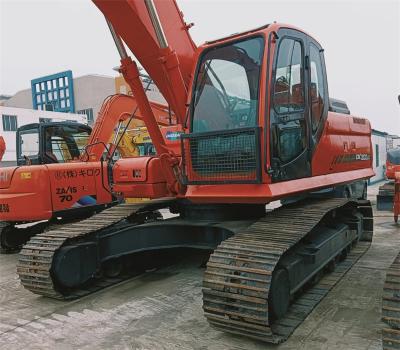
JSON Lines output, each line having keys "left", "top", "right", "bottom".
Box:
{"left": 84, "top": 94, "right": 175, "bottom": 161}
{"left": 116, "top": 127, "right": 153, "bottom": 158}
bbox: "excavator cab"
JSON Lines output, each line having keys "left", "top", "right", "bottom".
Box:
{"left": 182, "top": 28, "right": 330, "bottom": 186}
{"left": 17, "top": 122, "right": 91, "bottom": 166}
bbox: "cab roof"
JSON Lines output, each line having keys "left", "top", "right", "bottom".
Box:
{"left": 18, "top": 121, "right": 91, "bottom": 132}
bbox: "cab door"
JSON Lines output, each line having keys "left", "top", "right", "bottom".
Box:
{"left": 306, "top": 36, "right": 329, "bottom": 152}
{"left": 269, "top": 29, "right": 311, "bottom": 182}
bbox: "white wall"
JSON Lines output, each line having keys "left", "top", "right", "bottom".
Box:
{"left": 0, "top": 106, "right": 87, "bottom": 166}
{"left": 370, "top": 133, "right": 388, "bottom": 183}
{"left": 73, "top": 75, "right": 115, "bottom": 125}
{"left": 1, "top": 88, "right": 32, "bottom": 109}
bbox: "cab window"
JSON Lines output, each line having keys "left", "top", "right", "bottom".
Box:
{"left": 272, "top": 38, "right": 306, "bottom": 164}
{"left": 273, "top": 38, "right": 304, "bottom": 114}
{"left": 45, "top": 126, "right": 90, "bottom": 163}
{"left": 310, "top": 44, "right": 325, "bottom": 132}
{"left": 192, "top": 37, "right": 264, "bottom": 132}
{"left": 20, "top": 129, "right": 39, "bottom": 157}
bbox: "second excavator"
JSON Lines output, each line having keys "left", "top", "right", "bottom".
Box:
{"left": 17, "top": 0, "right": 375, "bottom": 344}
{"left": 0, "top": 94, "right": 177, "bottom": 252}
{"left": 377, "top": 148, "right": 400, "bottom": 222}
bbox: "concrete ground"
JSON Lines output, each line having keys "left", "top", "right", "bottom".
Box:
{"left": 0, "top": 182, "right": 398, "bottom": 350}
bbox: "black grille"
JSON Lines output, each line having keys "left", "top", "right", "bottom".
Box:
{"left": 181, "top": 127, "right": 261, "bottom": 184}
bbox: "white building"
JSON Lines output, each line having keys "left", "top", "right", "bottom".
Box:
{"left": 369, "top": 129, "right": 400, "bottom": 183}
{"left": 370, "top": 129, "right": 388, "bottom": 183}
{"left": 2, "top": 72, "right": 166, "bottom": 127}
{"left": 0, "top": 106, "right": 87, "bottom": 166}
{"left": 1, "top": 73, "right": 116, "bottom": 126}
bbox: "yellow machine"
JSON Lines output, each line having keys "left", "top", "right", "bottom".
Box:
{"left": 115, "top": 127, "right": 154, "bottom": 158}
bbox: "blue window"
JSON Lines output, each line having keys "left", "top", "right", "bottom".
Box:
{"left": 2, "top": 114, "right": 18, "bottom": 131}
{"left": 31, "top": 71, "right": 75, "bottom": 113}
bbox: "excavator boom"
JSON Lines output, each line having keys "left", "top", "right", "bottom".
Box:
{"left": 93, "top": 0, "right": 196, "bottom": 124}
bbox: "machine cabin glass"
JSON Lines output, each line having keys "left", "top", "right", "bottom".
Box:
{"left": 43, "top": 125, "right": 90, "bottom": 163}
{"left": 183, "top": 36, "right": 264, "bottom": 184}
{"left": 19, "top": 128, "right": 40, "bottom": 159}
{"left": 191, "top": 36, "right": 264, "bottom": 133}
{"left": 269, "top": 29, "right": 328, "bottom": 182}
{"left": 17, "top": 123, "right": 91, "bottom": 165}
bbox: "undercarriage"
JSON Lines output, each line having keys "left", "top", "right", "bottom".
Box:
{"left": 17, "top": 196, "right": 373, "bottom": 343}
{"left": 0, "top": 202, "right": 117, "bottom": 253}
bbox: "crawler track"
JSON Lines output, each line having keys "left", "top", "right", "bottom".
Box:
{"left": 1, "top": 203, "right": 117, "bottom": 254}
{"left": 203, "top": 198, "right": 373, "bottom": 343}
{"left": 17, "top": 199, "right": 172, "bottom": 300}
{"left": 383, "top": 252, "right": 400, "bottom": 350}
{"left": 1, "top": 221, "right": 54, "bottom": 254}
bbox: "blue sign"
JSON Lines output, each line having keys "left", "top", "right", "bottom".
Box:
{"left": 165, "top": 131, "right": 183, "bottom": 141}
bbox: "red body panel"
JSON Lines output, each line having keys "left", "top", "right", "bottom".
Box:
{"left": 386, "top": 160, "right": 400, "bottom": 180}
{"left": 113, "top": 157, "right": 168, "bottom": 198}
{"left": 47, "top": 162, "right": 112, "bottom": 212}
{"left": 183, "top": 168, "right": 374, "bottom": 204}
{"left": 112, "top": 124, "right": 183, "bottom": 198}
{"left": 0, "top": 166, "right": 53, "bottom": 221}
{"left": 0, "top": 136, "right": 5, "bottom": 161}
{"left": 0, "top": 162, "right": 112, "bottom": 222}
{"left": 312, "top": 113, "right": 373, "bottom": 175}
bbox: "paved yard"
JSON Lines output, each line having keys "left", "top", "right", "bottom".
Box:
{"left": 0, "top": 182, "right": 398, "bottom": 349}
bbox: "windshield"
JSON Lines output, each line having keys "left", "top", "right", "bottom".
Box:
{"left": 45, "top": 125, "right": 90, "bottom": 162}
{"left": 19, "top": 128, "right": 39, "bottom": 158}
{"left": 191, "top": 36, "right": 264, "bottom": 133}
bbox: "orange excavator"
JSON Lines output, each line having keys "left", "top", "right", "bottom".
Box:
{"left": 0, "top": 136, "right": 5, "bottom": 161}
{"left": 0, "top": 95, "right": 178, "bottom": 252}
{"left": 377, "top": 148, "right": 400, "bottom": 221}
{"left": 17, "top": 0, "right": 374, "bottom": 343}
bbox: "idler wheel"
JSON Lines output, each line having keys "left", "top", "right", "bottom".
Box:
{"left": 102, "top": 258, "right": 123, "bottom": 278}
{"left": 0, "top": 225, "right": 21, "bottom": 253}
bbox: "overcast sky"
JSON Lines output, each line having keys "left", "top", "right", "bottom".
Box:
{"left": 0, "top": 0, "right": 399, "bottom": 134}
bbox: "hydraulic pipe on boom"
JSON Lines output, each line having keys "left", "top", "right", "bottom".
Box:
{"left": 106, "top": 20, "right": 183, "bottom": 195}
{"left": 142, "top": 0, "right": 188, "bottom": 123}
{"left": 144, "top": 0, "right": 168, "bottom": 49}
{"left": 94, "top": 0, "right": 195, "bottom": 126}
